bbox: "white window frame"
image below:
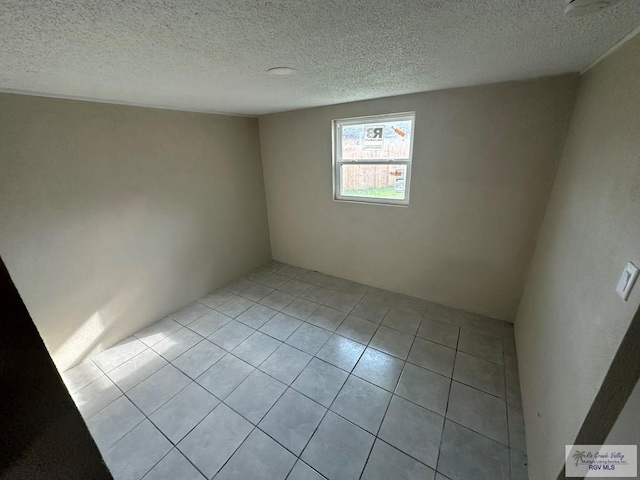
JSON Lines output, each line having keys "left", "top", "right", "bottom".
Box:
{"left": 332, "top": 112, "right": 415, "bottom": 206}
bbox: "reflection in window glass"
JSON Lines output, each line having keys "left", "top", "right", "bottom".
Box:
{"left": 341, "top": 121, "right": 413, "bottom": 161}
{"left": 340, "top": 164, "right": 407, "bottom": 200}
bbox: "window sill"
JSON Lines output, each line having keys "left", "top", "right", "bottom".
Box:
{"left": 333, "top": 197, "right": 410, "bottom": 207}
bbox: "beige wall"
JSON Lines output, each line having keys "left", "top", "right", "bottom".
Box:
{"left": 0, "top": 93, "right": 271, "bottom": 371}
{"left": 515, "top": 35, "right": 640, "bottom": 480}
{"left": 259, "top": 76, "right": 578, "bottom": 321}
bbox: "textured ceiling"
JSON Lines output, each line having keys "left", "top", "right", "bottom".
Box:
{"left": 1, "top": 1, "right": 639, "bottom": 115}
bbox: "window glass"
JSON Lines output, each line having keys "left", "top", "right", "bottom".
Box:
{"left": 333, "top": 112, "right": 415, "bottom": 205}
{"left": 340, "top": 120, "right": 412, "bottom": 161}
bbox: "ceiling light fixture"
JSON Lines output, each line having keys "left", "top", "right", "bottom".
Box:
{"left": 267, "top": 67, "right": 297, "bottom": 76}
{"left": 564, "top": 0, "right": 623, "bottom": 17}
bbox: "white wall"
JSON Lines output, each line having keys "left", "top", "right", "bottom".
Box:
{"left": 515, "top": 35, "right": 640, "bottom": 480}
{"left": 259, "top": 76, "right": 578, "bottom": 321}
{"left": 0, "top": 93, "right": 271, "bottom": 371}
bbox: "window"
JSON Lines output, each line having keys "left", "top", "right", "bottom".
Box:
{"left": 333, "top": 112, "right": 415, "bottom": 206}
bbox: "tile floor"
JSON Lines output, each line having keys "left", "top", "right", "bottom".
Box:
{"left": 62, "top": 261, "right": 528, "bottom": 480}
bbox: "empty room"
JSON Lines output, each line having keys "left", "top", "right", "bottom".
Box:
{"left": 1, "top": 1, "right": 639, "bottom": 480}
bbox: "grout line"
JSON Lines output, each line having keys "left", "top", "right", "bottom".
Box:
{"left": 88, "top": 363, "right": 147, "bottom": 444}
{"left": 183, "top": 283, "right": 507, "bottom": 403}
{"left": 358, "top": 320, "right": 419, "bottom": 478}
{"left": 82, "top": 262, "right": 518, "bottom": 479}
{"left": 370, "top": 437, "right": 442, "bottom": 477}
{"left": 503, "top": 332, "right": 514, "bottom": 479}
{"left": 437, "top": 353, "right": 460, "bottom": 475}
{"left": 252, "top": 312, "right": 510, "bottom": 435}
{"left": 90, "top": 362, "right": 190, "bottom": 479}
{"left": 143, "top": 414, "right": 209, "bottom": 480}
{"left": 201, "top": 423, "right": 257, "bottom": 477}
{"left": 204, "top": 338, "right": 346, "bottom": 474}
{"left": 216, "top": 285, "right": 373, "bottom": 472}
{"left": 78, "top": 373, "right": 128, "bottom": 422}
{"left": 286, "top": 461, "right": 326, "bottom": 480}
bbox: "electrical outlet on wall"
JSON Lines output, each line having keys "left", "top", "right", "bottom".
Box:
{"left": 616, "top": 262, "right": 639, "bottom": 301}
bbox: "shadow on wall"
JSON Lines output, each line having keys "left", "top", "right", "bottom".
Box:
{"left": 56, "top": 311, "right": 108, "bottom": 373}
{"left": 0, "top": 94, "right": 271, "bottom": 374}
{"left": 22, "top": 201, "right": 252, "bottom": 371}
{"left": 51, "top": 274, "right": 152, "bottom": 372}
{"left": 21, "top": 194, "right": 231, "bottom": 371}
{"left": 50, "top": 269, "right": 215, "bottom": 372}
